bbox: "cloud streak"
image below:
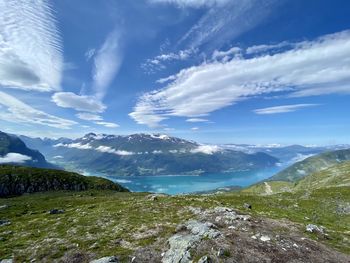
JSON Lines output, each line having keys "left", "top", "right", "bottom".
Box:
{"left": 253, "top": 104, "right": 319, "bottom": 115}
{"left": 52, "top": 92, "right": 107, "bottom": 113}
{"left": 93, "top": 29, "right": 123, "bottom": 100}
{"left": 0, "top": 0, "right": 63, "bottom": 91}
{"left": 0, "top": 91, "right": 77, "bottom": 129}
{"left": 130, "top": 31, "right": 350, "bottom": 127}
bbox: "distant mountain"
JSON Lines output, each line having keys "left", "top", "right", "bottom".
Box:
{"left": 20, "top": 133, "right": 279, "bottom": 176}
{"left": 0, "top": 165, "right": 128, "bottom": 197}
{"left": 0, "top": 131, "right": 55, "bottom": 169}
{"left": 269, "top": 148, "right": 350, "bottom": 182}
{"left": 222, "top": 143, "right": 349, "bottom": 163}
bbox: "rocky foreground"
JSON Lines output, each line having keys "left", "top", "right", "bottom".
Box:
{"left": 0, "top": 186, "right": 349, "bottom": 263}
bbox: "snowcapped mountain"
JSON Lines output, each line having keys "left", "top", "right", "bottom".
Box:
{"left": 19, "top": 133, "right": 278, "bottom": 176}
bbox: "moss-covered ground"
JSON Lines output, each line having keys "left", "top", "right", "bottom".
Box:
{"left": 1, "top": 185, "right": 349, "bottom": 262}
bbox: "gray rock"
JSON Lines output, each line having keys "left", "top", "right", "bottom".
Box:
{"left": 90, "top": 256, "right": 119, "bottom": 263}
{"left": 49, "top": 209, "right": 64, "bottom": 215}
{"left": 162, "top": 220, "right": 221, "bottom": 263}
{"left": 0, "top": 205, "right": 9, "bottom": 210}
{"left": 0, "top": 220, "right": 11, "bottom": 227}
{"left": 197, "top": 256, "right": 212, "bottom": 263}
{"left": 217, "top": 248, "right": 225, "bottom": 257}
{"left": 0, "top": 259, "right": 13, "bottom": 263}
{"left": 243, "top": 203, "right": 252, "bottom": 209}
{"left": 186, "top": 220, "right": 221, "bottom": 239}
{"left": 306, "top": 224, "right": 325, "bottom": 234}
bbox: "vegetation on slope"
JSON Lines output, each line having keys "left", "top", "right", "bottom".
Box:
{"left": 0, "top": 186, "right": 348, "bottom": 262}
{"left": 244, "top": 161, "right": 350, "bottom": 195}
{"left": 271, "top": 149, "right": 350, "bottom": 181}
{"left": 0, "top": 165, "right": 128, "bottom": 197}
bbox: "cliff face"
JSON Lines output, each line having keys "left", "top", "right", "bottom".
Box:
{"left": 0, "top": 165, "right": 128, "bottom": 197}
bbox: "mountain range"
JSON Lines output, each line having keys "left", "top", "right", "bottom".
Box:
{"left": 19, "top": 132, "right": 279, "bottom": 176}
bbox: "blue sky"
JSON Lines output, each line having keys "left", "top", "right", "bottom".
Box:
{"left": 0, "top": 0, "right": 350, "bottom": 145}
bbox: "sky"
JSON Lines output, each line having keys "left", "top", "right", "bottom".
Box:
{"left": 0, "top": 0, "right": 350, "bottom": 145}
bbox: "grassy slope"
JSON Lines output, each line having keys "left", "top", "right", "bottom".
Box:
{"left": 0, "top": 165, "right": 128, "bottom": 197}
{"left": 243, "top": 161, "right": 350, "bottom": 195}
{"left": 270, "top": 149, "right": 350, "bottom": 182}
{"left": 0, "top": 186, "right": 349, "bottom": 261}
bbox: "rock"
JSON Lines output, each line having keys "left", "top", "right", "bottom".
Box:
{"left": 162, "top": 234, "right": 197, "bottom": 263}
{"left": 49, "top": 209, "right": 65, "bottom": 215}
{"left": 217, "top": 248, "right": 225, "bottom": 257}
{"left": 162, "top": 220, "right": 221, "bottom": 263}
{"left": 90, "top": 256, "right": 119, "bottom": 263}
{"left": 0, "top": 259, "right": 13, "bottom": 263}
{"left": 243, "top": 203, "right": 252, "bottom": 209}
{"left": 148, "top": 195, "right": 158, "bottom": 201}
{"left": 306, "top": 224, "right": 325, "bottom": 234}
{"left": 186, "top": 220, "right": 221, "bottom": 239}
{"left": 0, "top": 219, "right": 11, "bottom": 227}
{"left": 260, "top": 235, "right": 271, "bottom": 242}
{"left": 197, "top": 255, "right": 212, "bottom": 263}
{"left": 0, "top": 205, "right": 9, "bottom": 210}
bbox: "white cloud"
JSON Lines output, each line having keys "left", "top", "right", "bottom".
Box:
{"left": 0, "top": 153, "right": 32, "bottom": 164}
{"left": 55, "top": 143, "right": 133, "bottom": 156}
{"left": 0, "top": 91, "right": 77, "bottom": 129}
{"left": 93, "top": 29, "right": 122, "bottom": 100}
{"left": 52, "top": 92, "right": 106, "bottom": 113}
{"left": 96, "top": 146, "right": 134, "bottom": 156}
{"left": 254, "top": 104, "right": 319, "bottom": 115}
{"left": 186, "top": 118, "right": 208, "bottom": 122}
{"left": 142, "top": 49, "right": 196, "bottom": 74}
{"left": 191, "top": 145, "right": 221, "bottom": 154}
{"left": 212, "top": 47, "right": 241, "bottom": 62}
{"left": 54, "top": 142, "right": 93, "bottom": 150}
{"left": 76, "top": 113, "right": 103, "bottom": 121}
{"left": 130, "top": 31, "right": 350, "bottom": 127}
{"left": 85, "top": 48, "right": 96, "bottom": 61}
{"left": 246, "top": 41, "right": 292, "bottom": 55}
{"left": 149, "top": 0, "right": 229, "bottom": 8}
{"left": 191, "top": 127, "right": 199, "bottom": 131}
{"left": 95, "top": 121, "right": 119, "bottom": 128}
{"left": 0, "top": 0, "right": 63, "bottom": 91}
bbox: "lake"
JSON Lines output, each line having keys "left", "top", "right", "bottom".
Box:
{"left": 109, "top": 167, "right": 282, "bottom": 195}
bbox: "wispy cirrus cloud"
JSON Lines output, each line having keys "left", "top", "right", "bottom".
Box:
{"left": 186, "top": 118, "right": 208, "bottom": 122}
{"left": 76, "top": 113, "right": 103, "bottom": 121}
{"left": 253, "top": 104, "right": 319, "bottom": 115}
{"left": 52, "top": 92, "right": 106, "bottom": 113}
{"left": 130, "top": 31, "right": 350, "bottom": 127}
{"left": 0, "top": 91, "right": 77, "bottom": 129}
{"left": 142, "top": 49, "right": 196, "bottom": 74}
{"left": 149, "top": 0, "right": 229, "bottom": 8}
{"left": 178, "top": 0, "right": 282, "bottom": 51}
{"left": 95, "top": 121, "right": 119, "bottom": 128}
{"left": 92, "top": 29, "right": 123, "bottom": 100}
{"left": 0, "top": 0, "right": 63, "bottom": 91}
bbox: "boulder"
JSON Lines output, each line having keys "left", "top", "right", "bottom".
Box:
{"left": 197, "top": 256, "right": 212, "bottom": 263}
{"left": 0, "top": 219, "right": 11, "bottom": 227}
{"left": 306, "top": 224, "right": 325, "bottom": 234}
{"left": 90, "top": 256, "right": 119, "bottom": 263}
{"left": 49, "top": 209, "right": 65, "bottom": 215}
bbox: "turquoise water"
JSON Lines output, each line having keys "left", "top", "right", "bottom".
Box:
{"left": 109, "top": 167, "right": 282, "bottom": 195}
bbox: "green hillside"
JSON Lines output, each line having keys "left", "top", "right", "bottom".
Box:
{"left": 270, "top": 149, "right": 350, "bottom": 182}
{"left": 243, "top": 161, "right": 350, "bottom": 195}
{"left": 0, "top": 165, "right": 128, "bottom": 197}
